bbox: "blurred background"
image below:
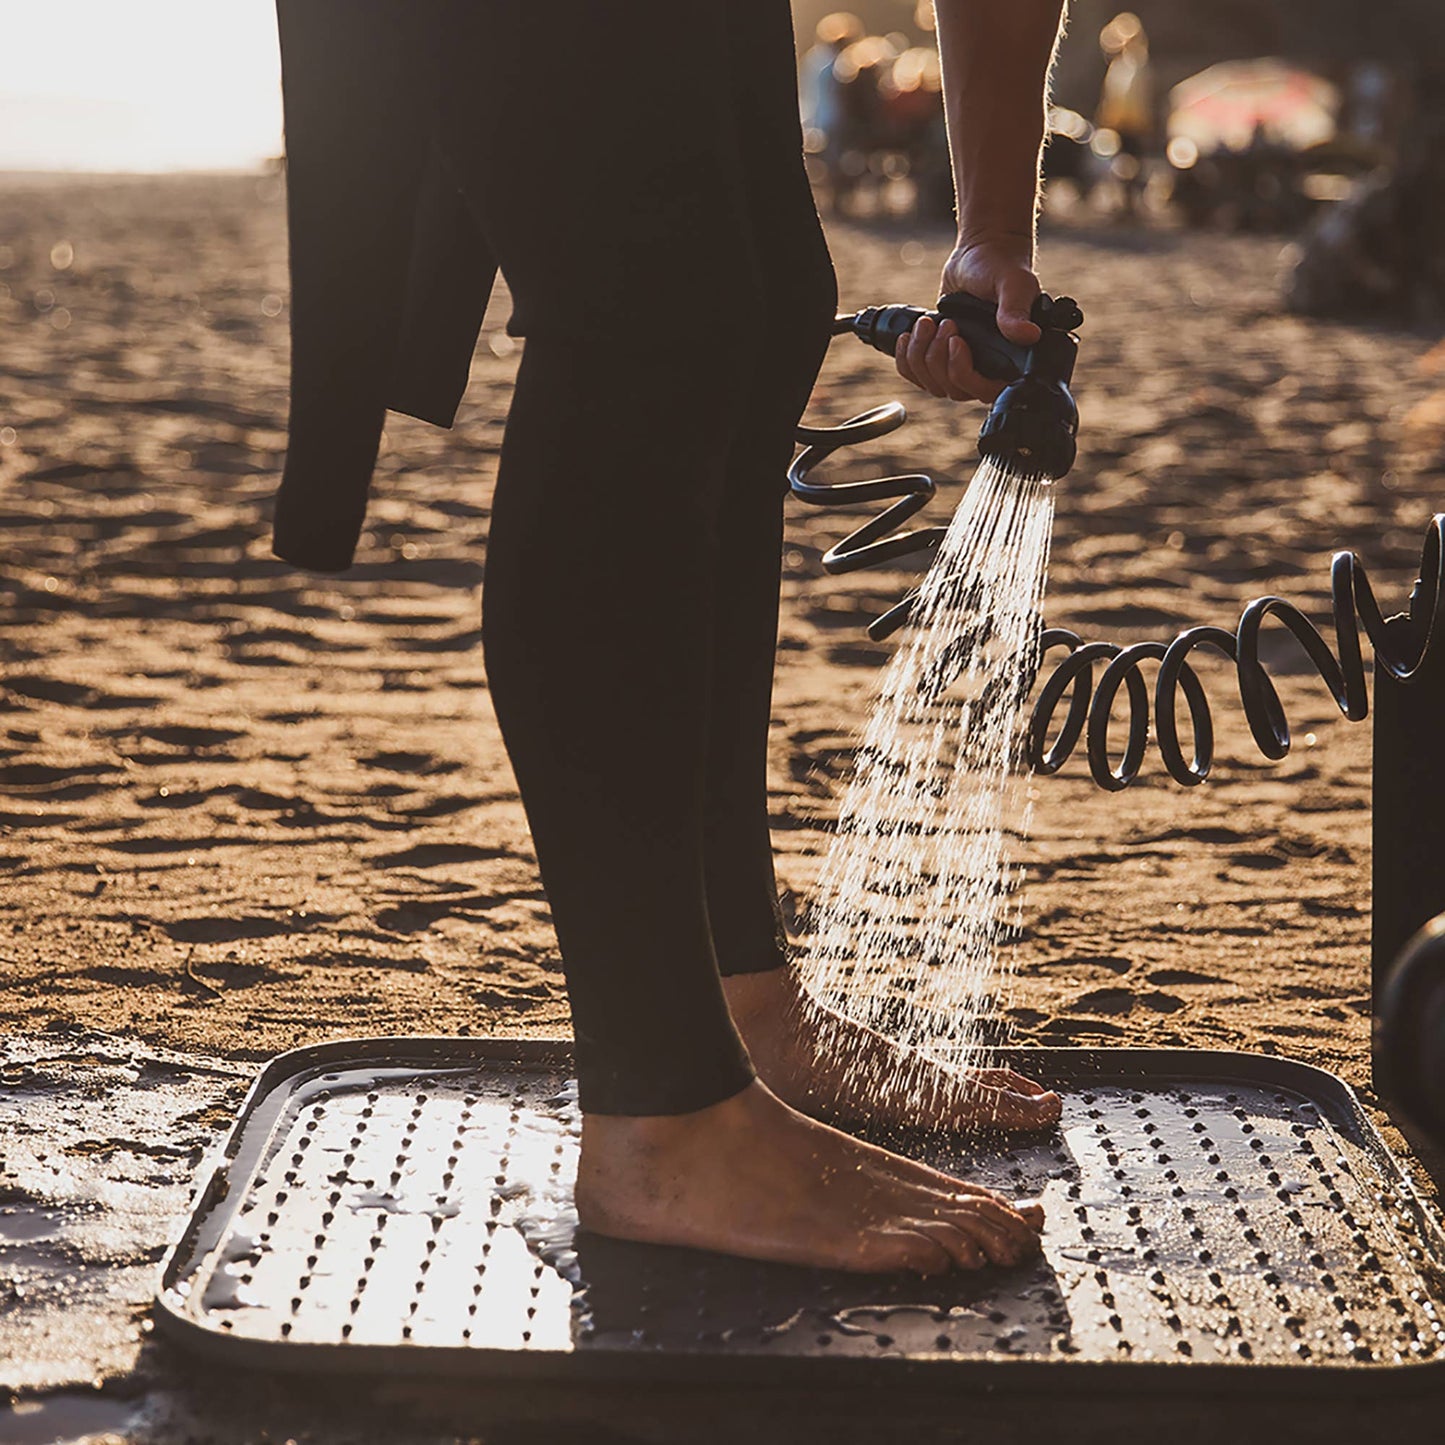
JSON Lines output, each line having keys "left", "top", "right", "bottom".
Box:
{"left": 4, "top": 0, "right": 1443, "bottom": 318}
{"left": 795, "top": 0, "right": 1445, "bottom": 319}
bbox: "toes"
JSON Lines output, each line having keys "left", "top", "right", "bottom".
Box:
{"left": 882, "top": 1229, "right": 955, "bottom": 1276}
{"left": 969, "top": 1083, "right": 1064, "bottom": 1133}
{"left": 1016, "top": 1198, "right": 1046, "bottom": 1230}
{"left": 909, "top": 1219, "right": 987, "bottom": 1272}
{"left": 953, "top": 1194, "right": 1040, "bottom": 1246}
{"left": 1007, "top": 1089, "right": 1063, "bottom": 1130}
{"left": 1033, "top": 1090, "right": 1064, "bottom": 1126}
{"left": 862, "top": 1146, "right": 1014, "bottom": 1206}
{"left": 956, "top": 1068, "right": 1063, "bottom": 1131}
{"left": 875, "top": 1175, "right": 1041, "bottom": 1269}
{"left": 955, "top": 1194, "right": 1032, "bottom": 1233}
{"left": 976, "top": 1067, "right": 1050, "bottom": 1096}
{"left": 948, "top": 1205, "right": 1040, "bottom": 1268}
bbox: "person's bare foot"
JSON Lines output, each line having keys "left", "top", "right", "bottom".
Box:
{"left": 722, "top": 967, "right": 1062, "bottom": 1134}
{"left": 576, "top": 1080, "right": 1044, "bottom": 1273}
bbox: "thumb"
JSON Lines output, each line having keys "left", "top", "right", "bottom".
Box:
{"left": 995, "top": 270, "right": 1042, "bottom": 346}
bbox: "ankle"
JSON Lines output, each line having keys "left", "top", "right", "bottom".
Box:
{"left": 721, "top": 966, "right": 801, "bottom": 1029}
{"left": 581, "top": 1081, "right": 764, "bottom": 1157}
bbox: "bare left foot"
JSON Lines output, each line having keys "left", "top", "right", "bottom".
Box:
{"left": 723, "top": 967, "right": 1062, "bottom": 1135}
{"left": 577, "top": 1081, "right": 1045, "bottom": 1274}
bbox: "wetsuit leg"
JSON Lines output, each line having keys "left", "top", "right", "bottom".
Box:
{"left": 701, "top": 1, "right": 838, "bottom": 979}
{"left": 436, "top": 0, "right": 832, "bottom": 1113}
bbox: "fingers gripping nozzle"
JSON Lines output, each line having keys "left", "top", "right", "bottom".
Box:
{"left": 836, "top": 291, "right": 1083, "bottom": 480}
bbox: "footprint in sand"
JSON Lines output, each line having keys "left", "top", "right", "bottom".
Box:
{"left": 1300, "top": 898, "right": 1359, "bottom": 918}
{"left": 184, "top": 957, "right": 288, "bottom": 990}
{"left": 0, "top": 808, "right": 81, "bottom": 827}
{"left": 1131, "top": 825, "right": 1251, "bottom": 847}
{"left": 360, "top": 750, "right": 463, "bottom": 776}
{"left": 1070, "top": 986, "right": 1136, "bottom": 1015}
{"left": 471, "top": 983, "right": 554, "bottom": 1009}
{"left": 1226, "top": 850, "right": 1291, "bottom": 871}
{"left": 1040, "top": 1017, "right": 1127, "bottom": 1039}
{"left": 353, "top": 609, "right": 457, "bottom": 628}
{"left": 1147, "top": 967, "right": 1225, "bottom": 986}
{"left": 828, "top": 642, "right": 891, "bottom": 668}
{"left": 373, "top": 885, "right": 530, "bottom": 933}
{"left": 139, "top": 788, "right": 216, "bottom": 810}
{"left": 232, "top": 788, "right": 315, "bottom": 813}
{"left": 163, "top": 915, "right": 317, "bottom": 944}
{"left": 400, "top": 794, "right": 483, "bottom": 819}
{"left": 226, "top": 623, "right": 366, "bottom": 653}
{"left": 106, "top": 835, "right": 252, "bottom": 854}
{"left": 1068, "top": 603, "right": 1188, "bottom": 633}
{"left": 5, "top": 676, "right": 165, "bottom": 709}
{"left": 392, "top": 628, "right": 483, "bottom": 654}
{"left": 1047, "top": 953, "right": 1132, "bottom": 976}
{"left": 0, "top": 762, "right": 123, "bottom": 798}
{"left": 292, "top": 948, "right": 432, "bottom": 974}
{"left": 1068, "top": 986, "right": 1185, "bottom": 1016}
{"left": 138, "top": 724, "right": 246, "bottom": 750}
{"left": 372, "top": 842, "right": 510, "bottom": 870}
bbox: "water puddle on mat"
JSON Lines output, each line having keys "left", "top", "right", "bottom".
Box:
{"left": 803, "top": 458, "right": 1054, "bottom": 1102}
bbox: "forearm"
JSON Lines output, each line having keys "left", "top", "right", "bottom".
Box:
{"left": 933, "top": 0, "right": 1067, "bottom": 254}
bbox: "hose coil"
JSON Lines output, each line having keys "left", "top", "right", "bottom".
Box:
{"left": 791, "top": 402, "right": 947, "bottom": 641}
{"left": 791, "top": 410, "right": 1445, "bottom": 792}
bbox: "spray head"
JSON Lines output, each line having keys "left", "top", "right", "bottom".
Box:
{"left": 837, "top": 291, "right": 1083, "bottom": 480}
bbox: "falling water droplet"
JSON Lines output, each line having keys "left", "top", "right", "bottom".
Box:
{"left": 802, "top": 457, "right": 1055, "bottom": 1104}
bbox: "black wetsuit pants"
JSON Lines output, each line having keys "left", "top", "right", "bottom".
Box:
{"left": 435, "top": 1, "right": 838, "bottom": 1114}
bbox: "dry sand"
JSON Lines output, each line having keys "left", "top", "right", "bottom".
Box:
{"left": 3, "top": 173, "right": 1445, "bottom": 1437}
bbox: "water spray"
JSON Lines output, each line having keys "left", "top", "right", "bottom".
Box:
{"left": 798, "top": 292, "right": 1076, "bottom": 1073}
{"left": 793, "top": 293, "right": 1445, "bottom": 1143}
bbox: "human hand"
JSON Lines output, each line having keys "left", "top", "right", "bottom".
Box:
{"left": 894, "top": 234, "right": 1043, "bottom": 404}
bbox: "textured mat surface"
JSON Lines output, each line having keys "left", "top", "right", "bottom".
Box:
{"left": 158, "top": 1040, "right": 1445, "bottom": 1389}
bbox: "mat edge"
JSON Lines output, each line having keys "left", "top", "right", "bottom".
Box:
{"left": 151, "top": 1037, "right": 1445, "bottom": 1392}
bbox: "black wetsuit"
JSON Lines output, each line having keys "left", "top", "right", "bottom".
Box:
{"left": 276, "top": 0, "right": 836, "bottom": 1115}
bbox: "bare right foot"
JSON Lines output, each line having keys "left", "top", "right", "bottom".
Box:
{"left": 575, "top": 1080, "right": 1044, "bottom": 1274}
{"left": 723, "top": 966, "right": 1062, "bottom": 1136}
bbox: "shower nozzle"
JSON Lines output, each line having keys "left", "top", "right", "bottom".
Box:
{"left": 837, "top": 290, "right": 1083, "bottom": 480}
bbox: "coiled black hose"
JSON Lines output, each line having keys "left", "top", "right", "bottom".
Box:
{"left": 791, "top": 401, "right": 946, "bottom": 641}
{"left": 790, "top": 407, "right": 1445, "bottom": 792}
{"left": 1031, "top": 518, "right": 1445, "bottom": 791}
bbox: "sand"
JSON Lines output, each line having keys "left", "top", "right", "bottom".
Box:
{"left": 3, "top": 172, "right": 1444, "bottom": 1435}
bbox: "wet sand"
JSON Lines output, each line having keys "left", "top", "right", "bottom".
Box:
{"left": 3, "top": 173, "right": 1444, "bottom": 1436}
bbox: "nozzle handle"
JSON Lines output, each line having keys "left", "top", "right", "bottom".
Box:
{"left": 838, "top": 291, "right": 1083, "bottom": 381}
{"left": 841, "top": 299, "right": 1028, "bottom": 381}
